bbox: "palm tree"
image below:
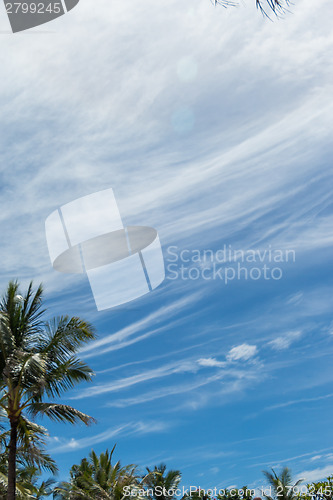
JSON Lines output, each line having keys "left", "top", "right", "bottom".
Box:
{"left": 143, "top": 464, "right": 181, "bottom": 500}
{"left": 262, "top": 467, "right": 303, "bottom": 500}
{"left": 0, "top": 280, "right": 97, "bottom": 500}
{"left": 54, "top": 445, "right": 139, "bottom": 499}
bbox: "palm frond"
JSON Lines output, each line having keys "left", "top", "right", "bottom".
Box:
{"left": 39, "top": 316, "right": 96, "bottom": 361}
{"left": 214, "top": 0, "right": 291, "bottom": 17}
{"left": 213, "top": 0, "right": 238, "bottom": 7}
{"left": 29, "top": 402, "right": 96, "bottom": 425}
{"left": 280, "top": 467, "right": 292, "bottom": 486}
{"left": 0, "top": 281, "right": 45, "bottom": 348}
{"left": 0, "top": 310, "right": 16, "bottom": 362}
{"left": 42, "top": 357, "right": 94, "bottom": 399}
{"left": 256, "top": 0, "right": 291, "bottom": 18}
{"left": 16, "top": 416, "right": 58, "bottom": 473}
{"left": 13, "top": 351, "right": 47, "bottom": 395}
{"left": 263, "top": 470, "right": 277, "bottom": 488}
{"left": 54, "top": 481, "right": 95, "bottom": 499}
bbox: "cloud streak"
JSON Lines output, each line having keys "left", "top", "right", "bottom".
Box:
{"left": 267, "top": 330, "right": 303, "bottom": 351}
{"left": 79, "top": 292, "right": 202, "bottom": 358}
{"left": 49, "top": 421, "right": 169, "bottom": 454}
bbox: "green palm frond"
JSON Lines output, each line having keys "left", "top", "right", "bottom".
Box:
{"left": 34, "top": 477, "right": 56, "bottom": 498}
{"left": 165, "top": 470, "right": 181, "bottom": 491}
{"left": 17, "top": 415, "right": 48, "bottom": 447}
{"left": 280, "top": 467, "right": 292, "bottom": 486}
{"left": 39, "top": 316, "right": 96, "bottom": 361}
{"left": 42, "top": 356, "right": 94, "bottom": 400}
{"left": 20, "top": 281, "right": 45, "bottom": 340}
{"left": 0, "top": 313, "right": 16, "bottom": 377}
{"left": 262, "top": 468, "right": 302, "bottom": 500}
{"left": 18, "top": 445, "right": 57, "bottom": 474}
{"left": 262, "top": 470, "right": 276, "bottom": 487}
{"left": 0, "top": 281, "right": 45, "bottom": 347}
{"left": 9, "top": 351, "right": 47, "bottom": 394}
{"left": 54, "top": 481, "right": 95, "bottom": 499}
{"left": 29, "top": 402, "right": 96, "bottom": 425}
{"left": 0, "top": 467, "right": 36, "bottom": 499}
{"left": 143, "top": 463, "right": 181, "bottom": 500}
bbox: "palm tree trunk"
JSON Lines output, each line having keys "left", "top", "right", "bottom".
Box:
{"left": 7, "top": 419, "right": 18, "bottom": 500}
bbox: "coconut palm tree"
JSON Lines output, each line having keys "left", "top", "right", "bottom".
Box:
{"left": 143, "top": 464, "right": 181, "bottom": 500}
{"left": 262, "top": 467, "right": 303, "bottom": 500}
{"left": 54, "top": 445, "right": 139, "bottom": 500}
{"left": 0, "top": 280, "right": 96, "bottom": 500}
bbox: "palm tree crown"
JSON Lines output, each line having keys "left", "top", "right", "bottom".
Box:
{"left": 262, "top": 467, "right": 303, "bottom": 500}
{"left": 54, "top": 445, "right": 139, "bottom": 500}
{"left": 143, "top": 464, "right": 182, "bottom": 500}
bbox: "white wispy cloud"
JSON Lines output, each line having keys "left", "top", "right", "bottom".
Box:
{"left": 49, "top": 421, "right": 169, "bottom": 454}
{"left": 198, "top": 345, "right": 258, "bottom": 367}
{"left": 267, "top": 330, "right": 303, "bottom": 350}
{"left": 74, "top": 342, "right": 262, "bottom": 402}
{"left": 106, "top": 365, "right": 262, "bottom": 408}
{"left": 197, "top": 357, "right": 227, "bottom": 368}
{"left": 296, "top": 465, "right": 333, "bottom": 482}
{"left": 79, "top": 292, "right": 202, "bottom": 358}
{"left": 248, "top": 447, "right": 333, "bottom": 469}
{"left": 227, "top": 344, "right": 258, "bottom": 362}
{"left": 286, "top": 292, "right": 304, "bottom": 306}
{"left": 266, "top": 393, "right": 333, "bottom": 411}
{"left": 0, "top": 0, "right": 332, "bottom": 291}
{"left": 71, "top": 359, "right": 200, "bottom": 399}
{"left": 95, "top": 339, "right": 215, "bottom": 375}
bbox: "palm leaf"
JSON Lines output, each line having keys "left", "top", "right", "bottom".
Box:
{"left": 29, "top": 402, "right": 96, "bottom": 425}
{"left": 38, "top": 316, "right": 96, "bottom": 362}
{"left": 42, "top": 357, "right": 94, "bottom": 399}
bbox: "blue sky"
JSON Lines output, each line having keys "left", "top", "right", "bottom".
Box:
{"left": 0, "top": 0, "right": 333, "bottom": 492}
